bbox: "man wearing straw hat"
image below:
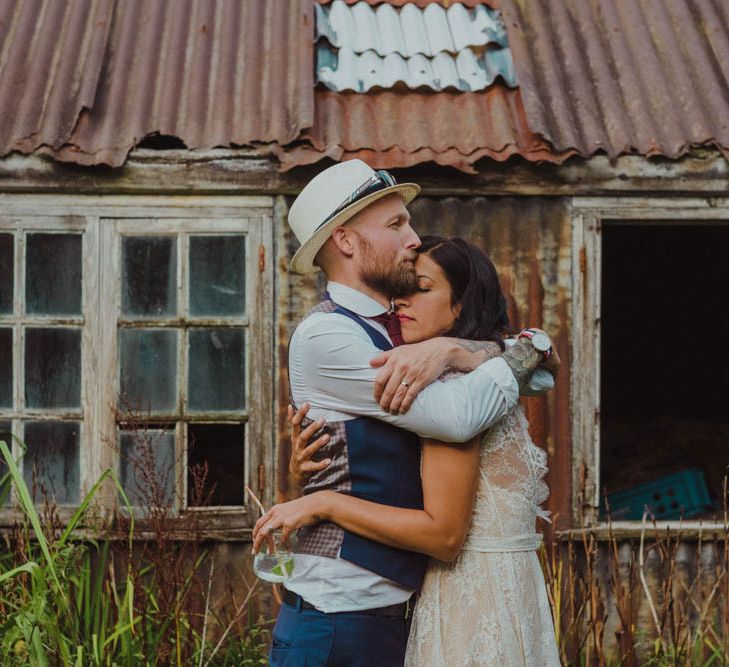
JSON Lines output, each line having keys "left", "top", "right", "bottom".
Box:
{"left": 269, "top": 160, "right": 552, "bottom": 666}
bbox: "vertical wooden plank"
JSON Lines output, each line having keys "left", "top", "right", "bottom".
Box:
{"left": 245, "top": 211, "right": 275, "bottom": 510}
{"left": 571, "top": 211, "right": 602, "bottom": 524}
{"left": 15, "top": 230, "right": 25, "bottom": 497}
{"left": 178, "top": 233, "right": 187, "bottom": 419}
{"left": 80, "top": 216, "right": 98, "bottom": 498}
{"left": 11, "top": 229, "right": 21, "bottom": 492}
{"left": 96, "top": 217, "right": 119, "bottom": 514}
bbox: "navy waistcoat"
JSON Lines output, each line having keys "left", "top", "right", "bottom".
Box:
{"left": 292, "top": 300, "right": 428, "bottom": 591}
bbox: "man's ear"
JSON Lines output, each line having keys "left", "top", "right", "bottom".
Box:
{"left": 330, "top": 226, "right": 355, "bottom": 258}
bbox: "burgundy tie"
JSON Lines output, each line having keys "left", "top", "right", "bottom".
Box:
{"left": 373, "top": 311, "right": 405, "bottom": 347}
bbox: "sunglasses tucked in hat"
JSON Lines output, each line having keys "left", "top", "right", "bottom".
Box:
{"left": 288, "top": 160, "right": 420, "bottom": 274}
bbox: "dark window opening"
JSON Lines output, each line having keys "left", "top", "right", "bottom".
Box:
{"left": 187, "top": 423, "right": 245, "bottom": 507}
{"left": 137, "top": 133, "right": 188, "bottom": 150}
{"left": 600, "top": 223, "right": 729, "bottom": 521}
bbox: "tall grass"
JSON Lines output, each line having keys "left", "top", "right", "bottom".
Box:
{"left": 0, "top": 438, "right": 270, "bottom": 666}
{"left": 541, "top": 507, "right": 729, "bottom": 666}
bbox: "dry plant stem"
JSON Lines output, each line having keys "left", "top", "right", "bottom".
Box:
{"left": 639, "top": 509, "right": 666, "bottom": 654}
{"left": 245, "top": 485, "right": 266, "bottom": 516}
{"left": 198, "top": 555, "right": 215, "bottom": 667}
{"left": 201, "top": 580, "right": 260, "bottom": 667}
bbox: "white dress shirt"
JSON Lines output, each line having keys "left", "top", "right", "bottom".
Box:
{"left": 284, "top": 282, "right": 552, "bottom": 612}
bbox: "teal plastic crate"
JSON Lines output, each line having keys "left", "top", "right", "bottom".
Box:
{"left": 602, "top": 468, "right": 712, "bottom": 521}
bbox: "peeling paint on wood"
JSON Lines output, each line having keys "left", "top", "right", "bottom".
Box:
{"left": 1, "top": 151, "right": 728, "bottom": 197}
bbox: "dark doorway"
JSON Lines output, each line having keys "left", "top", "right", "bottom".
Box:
{"left": 600, "top": 223, "right": 729, "bottom": 520}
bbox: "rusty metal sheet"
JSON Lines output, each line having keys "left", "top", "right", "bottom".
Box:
{"left": 406, "top": 196, "right": 573, "bottom": 529}
{"left": 502, "top": 0, "right": 729, "bottom": 159}
{"left": 0, "top": 0, "right": 315, "bottom": 167}
{"left": 278, "top": 89, "right": 572, "bottom": 172}
{"left": 0, "top": 0, "right": 114, "bottom": 157}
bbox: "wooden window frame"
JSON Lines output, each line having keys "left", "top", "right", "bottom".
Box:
{"left": 570, "top": 196, "right": 729, "bottom": 537}
{"left": 0, "top": 195, "right": 274, "bottom": 536}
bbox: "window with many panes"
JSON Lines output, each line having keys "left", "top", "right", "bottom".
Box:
{"left": 0, "top": 198, "right": 273, "bottom": 528}
{"left": 0, "top": 219, "right": 90, "bottom": 508}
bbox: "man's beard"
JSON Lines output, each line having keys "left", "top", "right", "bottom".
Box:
{"left": 356, "top": 232, "right": 418, "bottom": 299}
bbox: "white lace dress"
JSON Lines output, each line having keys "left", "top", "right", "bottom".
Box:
{"left": 404, "top": 407, "right": 561, "bottom": 666}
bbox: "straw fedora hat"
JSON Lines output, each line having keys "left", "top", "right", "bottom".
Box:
{"left": 288, "top": 160, "right": 420, "bottom": 274}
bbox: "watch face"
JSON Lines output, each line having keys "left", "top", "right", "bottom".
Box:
{"left": 531, "top": 331, "right": 551, "bottom": 352}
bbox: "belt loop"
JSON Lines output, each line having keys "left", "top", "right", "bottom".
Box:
{"left": 295, "top": 593, "right": 303, "bottom": 612}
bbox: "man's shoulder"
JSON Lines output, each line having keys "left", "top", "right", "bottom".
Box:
{"left": 291, "top": 310, "right": 371, "bottom": 346}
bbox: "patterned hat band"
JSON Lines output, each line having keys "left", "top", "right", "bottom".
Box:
{"left": 317, "top": 170, "right": 397, "bottom": 231}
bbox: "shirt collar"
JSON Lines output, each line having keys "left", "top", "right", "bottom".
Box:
{"left": 327, "top": 282, "right": 391, "bottom": 318}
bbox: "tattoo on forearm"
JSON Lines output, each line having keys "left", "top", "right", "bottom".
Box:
{"left": 502, "top": 339, "right": 541, "bottom": 389}
{"left": 454, "top": 339, "right": 502, "bottom": 361}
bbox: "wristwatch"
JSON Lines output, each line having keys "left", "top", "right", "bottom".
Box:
{"left": 518, "top": 328, "right": 552, "bottom": 359}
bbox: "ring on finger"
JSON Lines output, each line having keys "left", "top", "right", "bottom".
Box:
{"left": 401, "top": 380, "right": 411, "bottom": 387}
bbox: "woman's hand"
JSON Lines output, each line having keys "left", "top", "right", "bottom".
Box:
{"left": 522, "top": 327, "right": 561, "bottom": 378}
{"left": 288, "top": 403, "right": 332, "bottom": 487}
{"left": 543, "top": 343, "right": 561, "bottom": 378}
{"left": 252, "top": 492, "right": 333, "bottom": 553}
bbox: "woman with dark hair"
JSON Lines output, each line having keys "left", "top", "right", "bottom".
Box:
{"left": 254, "top": 236, "right": 560, "bottom": 666}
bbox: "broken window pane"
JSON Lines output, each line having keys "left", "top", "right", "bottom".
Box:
{"left": 119, "top": 427, "right": 175, "bottom": 507}
{"left": 0, "top": 421, "right": 10, "bottom": 507}
{"left": 188, "top": 328, "right": 245, "bottom": 412}
{"left": 0, "top": 328, "right": 11, "bottom": 408}
{"left": 189, "top": 236, "right": 245, "bottom": 316}
{"left": 122, "top": 236, "right": 177, "bottom": 317}
{"left": 187, "top": 423, "right": 245, "bottom": 506}
{"left": 25, "top": 328, "right": 81, "bottom": 409}
{"left": 0, "top": 233, "right": 13, "bottom": 313}
{"left": 119, "top": 329, "right": 177, "bottom": 413}
{"left": 23, "top": 420, "right": 80, "bottom": 504}
{"left": 26, "top": 233, "right": 82, "bottom": 315}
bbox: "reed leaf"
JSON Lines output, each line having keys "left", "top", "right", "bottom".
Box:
{"left": 0, "top": 561, "right": 38, "bottom": 584}
{"left": 0, "top": 439, "right": 62, "bottom": 595}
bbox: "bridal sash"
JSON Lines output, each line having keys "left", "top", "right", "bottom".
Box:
{"left": 461, "top": 533, "right": 543, "bottom": 553}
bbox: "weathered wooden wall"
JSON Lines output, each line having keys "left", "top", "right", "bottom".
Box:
{"left": 3, "top": 151, "right": 728, "bottom": 649}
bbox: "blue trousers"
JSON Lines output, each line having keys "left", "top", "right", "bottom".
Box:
{"left": 269, "top": 597, "right": 411, "bottom": 667}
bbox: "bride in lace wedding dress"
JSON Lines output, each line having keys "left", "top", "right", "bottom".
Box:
{"left": 405, "top": 405, "right": 559, "bottom": 666}
{"left": 254, "top": 236, "right": 560, "bottom": 666}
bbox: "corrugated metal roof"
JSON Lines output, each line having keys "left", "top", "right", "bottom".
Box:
{"left": 502, "top": 0, "right": 729, "bottom": 159}
{"left": 316, "top": 2, "right": 507, "bottom": 55}
{"left": 277, "top": 89, "right": 571, "bottom": 172}
{"left": 317, "top": 44, "right": 515, "bottom": 92}
{"left": 316, "top": 1, "right": 513, "bottom": 92}
{"left": 0, "top": 0, "right": 315, "bottom": 167}
{"left": 318, "top": 0, "right": 501, "bottom": 8}
{"left": 0, "top": 0, "right": 114, "bottom": 156}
